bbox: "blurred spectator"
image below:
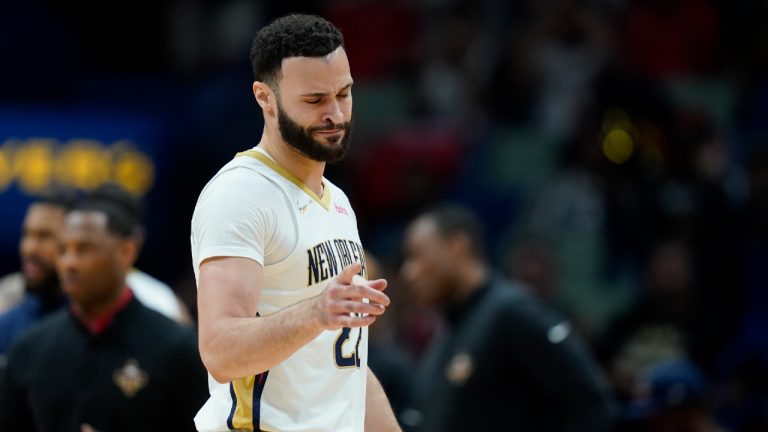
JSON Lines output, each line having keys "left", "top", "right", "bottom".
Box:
{"left": 0, "top": 184, "right": 191, "bottom": 337}
{"left": 745, "top": 144, "right": 768, "bottom": 312}
{"left": 528, "top": 0, "right": 614, "bottom": 138}
{"left": 523, "top": 117, "right": 622, "bottom": 338}
{"left": 89, "top": 185, "right": 192, "bottom": 323}
{"left": 0, "top": 191, "right": 73, "bottom": 358}
{"left": 504, "top": 238, "right": 558, "bottom": 304}
{"left": 0, "top": 191, "right": 73, "bottom": 314}
{"left": 658, "top": 108, "right": 747, "bottom": 371}
{"left": 622, "top": 0, "right": 723, "bottom": 79}
{"left": 0, "top": 188, "right": 208, "bottom": 431}
{"left": 597, "top": 238, "right": 714, "bottom": 403}
{"left": 711, "top": 143, "right": 768, "bottom": 432}
{"left": 324, "top": 0, "right": 418, "bottom": 81}
{"left": 412, "top": 7, "right": 492, "bottom": 123}
{"left": 400, "top": 205, "right": 613, "bottom": 432}
{"left": 84, "top": 185, "right": 191, "bottom": 323}
{"left": 620, "top": 360, "right": 729, "bottom": 432}
{"left": 169, "top": 0, "right": 262, "bottom": 73}
{"left": 716, "top": 348, "right": 768, "bottom": 432}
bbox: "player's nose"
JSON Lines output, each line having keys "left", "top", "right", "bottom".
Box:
{"left": 323, "top": 100, "right": 345, "bottom": 125}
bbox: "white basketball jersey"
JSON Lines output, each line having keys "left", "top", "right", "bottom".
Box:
{"left": 191, "top": 148, "right": 369, "bottom": 432}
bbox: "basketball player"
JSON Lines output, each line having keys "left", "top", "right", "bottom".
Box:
{"left": 191, "top": 14, "right": 399, "bottom": 432}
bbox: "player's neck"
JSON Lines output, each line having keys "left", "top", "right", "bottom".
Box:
{"left": 258, "top": 133, "right": 326, "bottom": 197}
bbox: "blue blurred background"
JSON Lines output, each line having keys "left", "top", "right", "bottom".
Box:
{"left": 1, "top": 0, "right": 768, "bottom": 428}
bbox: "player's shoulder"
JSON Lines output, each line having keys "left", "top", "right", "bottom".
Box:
{"left": 193, "top": 153, "right": 288, "bottom": 217}
{"left": 204, "top": 153, "right": 284, "bottom": 195}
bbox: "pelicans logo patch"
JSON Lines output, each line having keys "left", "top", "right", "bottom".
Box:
{"left": 113, "top": 358, "right": 148, "bottom": 398}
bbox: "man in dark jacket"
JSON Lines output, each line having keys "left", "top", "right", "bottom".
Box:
{"left": 0, "top": 191, "right": 73, "bottom": 358}
{"left": 400, "top": 205, "right": 613, "bottom": 432}
{"left": 0, "top": 189, "right": 208, "bottom": 431}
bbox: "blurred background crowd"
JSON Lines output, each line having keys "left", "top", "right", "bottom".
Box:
{"left": 1, "top": 0, "right": 767, "bottom": 430}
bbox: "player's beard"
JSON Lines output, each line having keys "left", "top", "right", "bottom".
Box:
{"left": 277, "top": 101, "right": 352, "bottom": 163}
{"left": 22, "top": 257, "right": 61, "bottom": 299}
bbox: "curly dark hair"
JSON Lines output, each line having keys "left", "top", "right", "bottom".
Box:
{"left": 250, "top": 14, "right": 344, "bottom": 88}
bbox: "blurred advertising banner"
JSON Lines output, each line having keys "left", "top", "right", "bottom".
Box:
{"left": 0, "top": 104, "right": 169, "bottom": 264}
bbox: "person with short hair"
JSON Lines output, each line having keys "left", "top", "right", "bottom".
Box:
{"left": 0, "top": 184, "right": 192, "bottom": 364}
{"left": 401, "top": 205, "right": 614, "bottom": 432}
{"left": 0, "top": 190, "right": 74, "bottom": 358}
{"left": 191, "top": 13, "right": 398, "bottom": 432}
{"left": 0, "top": 190, "right": 208, "bottom": 431}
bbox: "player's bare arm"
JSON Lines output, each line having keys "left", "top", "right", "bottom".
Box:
{"left": 365, "top": 369, "right": 401, "bottom": 432}
{"left": 198, "top": 258, "right": 389, "bottom": 383}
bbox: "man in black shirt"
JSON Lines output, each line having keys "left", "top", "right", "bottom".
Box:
{"left": 400, "top": 205, "right": 613, "bottom": 432}
{"left": 0, "top": 189, "right": 208, "bottom": 431}
{"left": 0, "top": 192, "right": 71, "bottom": 357}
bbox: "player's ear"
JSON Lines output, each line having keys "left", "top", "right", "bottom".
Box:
{"left": 253, "top": 81, "right": 275, "bottom": 115}
{"left": 118, "top": 236, "right": 140, "bottom": 270}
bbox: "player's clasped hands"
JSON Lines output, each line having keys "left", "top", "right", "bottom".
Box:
{"left": 314, "top": 262, "right": 389, "bottom": 330}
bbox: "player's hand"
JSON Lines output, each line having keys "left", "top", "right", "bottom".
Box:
{"left": 313, "top": 262, "right": 389, "bottom": 330}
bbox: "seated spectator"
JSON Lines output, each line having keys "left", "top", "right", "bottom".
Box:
{"left": 621, "top": 360, "right": 729, "bottom": 432}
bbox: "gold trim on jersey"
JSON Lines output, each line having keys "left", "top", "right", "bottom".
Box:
{"left": 236, "top": 149, "right": 331, "bottom": 210}
{"left": 230, "top": 375, "right": 256, "bottom": 430}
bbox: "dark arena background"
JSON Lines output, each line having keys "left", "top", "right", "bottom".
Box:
{"left": 1, "top": 1, "right": 767, "bottom": 430}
